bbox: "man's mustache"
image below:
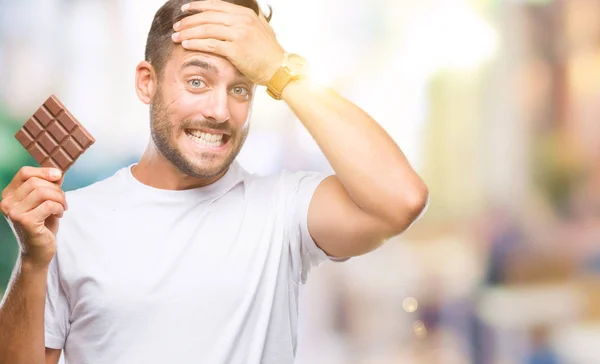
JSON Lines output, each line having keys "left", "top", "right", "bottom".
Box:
{"left": 181, "top": 120, "right": 233, "bottom": 134}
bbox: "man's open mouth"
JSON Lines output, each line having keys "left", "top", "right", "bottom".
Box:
{"left": 184, "top": 129, "right": 231, "bottom": 148}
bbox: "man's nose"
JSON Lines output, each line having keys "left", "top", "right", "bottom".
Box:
{"left": 202, "top": 88, "right": 231, "bottom": 123}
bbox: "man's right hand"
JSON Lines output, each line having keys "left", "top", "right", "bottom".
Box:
{"left": 0, "top": 166, "right": 68, "bottom": 268}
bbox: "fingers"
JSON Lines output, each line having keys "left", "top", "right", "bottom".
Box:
{"left": 9, "top": 186, "right": 67, "bottom": 219}
{"left": 8, "top": 200, "right": 64, "bottom": 240}
{"left": 174, "top": 11, "right": 238, "bottom": 30}
{"left": 173, "top": 24, "right": 238, "bottom": 43}
{"left": 26, "top": 201, "right": 65, "bottom": 224}
{"left": 16, "top": 201, "right": 65, "bottom": 241}
{"left": 1, "top": 167, "right": 62, "bottom": 200}
{"left": 3, "top": 176, "right": 66, "bottom": 211}
{"left": 180, "top": 38, "right": 231, "bottom": 57}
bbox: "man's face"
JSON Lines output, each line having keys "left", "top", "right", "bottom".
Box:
{"left": 150, "top": 46, "right": 254, "bottom": 179}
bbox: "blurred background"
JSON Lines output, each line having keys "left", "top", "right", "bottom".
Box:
{"left": 1, "top": 0, "right": 600, "bottom": 363}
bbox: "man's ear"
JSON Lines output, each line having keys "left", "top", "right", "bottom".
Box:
{"left": 135, "top": 61, "right": 157, "bottom": 105}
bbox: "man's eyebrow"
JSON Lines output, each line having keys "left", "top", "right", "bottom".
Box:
{"left": 181, "top": 59, "right": 219, "bottom": 74}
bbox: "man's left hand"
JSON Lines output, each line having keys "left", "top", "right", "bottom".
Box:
{"left": 172, "top": 0, "right": 285, "bottom": 85}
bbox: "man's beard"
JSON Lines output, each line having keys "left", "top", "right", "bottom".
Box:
{"left": 149, "top": 90, "right": 249, "bottom": 179}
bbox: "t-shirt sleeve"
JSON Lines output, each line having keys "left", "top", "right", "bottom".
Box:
{"left": 44, "top": 255, "right": 70, "bottom": 349}
{"left": 285, "top": 171, "right": 346, "bottom": 284}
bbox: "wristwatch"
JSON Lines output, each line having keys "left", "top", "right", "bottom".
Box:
{"left": 266, "top": 53, "right": 310, "bottom": 100}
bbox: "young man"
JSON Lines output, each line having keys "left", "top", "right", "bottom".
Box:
{"left": 0, "top": 0, "right": 428, "bottom": 363}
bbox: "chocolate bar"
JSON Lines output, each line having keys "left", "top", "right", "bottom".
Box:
{"left": 15, "top": 95, "right": 95, "bottom": 172}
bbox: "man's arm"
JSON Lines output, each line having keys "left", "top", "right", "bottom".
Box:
{"left": 282, "top": 81, "right": 428, "bottom": 258}
{"left": 173, "top": 2, "right": 429, "bottom": 257}
{"left": 46, "top": 348, "right": 62, "bottom": 364}
{"left": 0, "top": 166, "right": 68, "bottom": 364}
{"left": 0, "top": 258, "right": 49, "bottom": 364}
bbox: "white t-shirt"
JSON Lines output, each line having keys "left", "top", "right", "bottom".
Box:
{"left": 44, "top": 161, "right": 334, "bottom": 364}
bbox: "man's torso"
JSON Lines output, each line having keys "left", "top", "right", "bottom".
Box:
{"left": 46, "top": 163, "right": 321, "bottom": 363}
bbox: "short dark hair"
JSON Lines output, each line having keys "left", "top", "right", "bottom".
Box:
{"left": 145, "top": 0, "right": 272, "bottom": 78}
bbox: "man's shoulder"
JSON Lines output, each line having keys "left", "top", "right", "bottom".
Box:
{"left": 238, "top": 166, "right": 328, "bottom": 195}
{"left": 64, "top": 167, "right": 127, "bottom": 201}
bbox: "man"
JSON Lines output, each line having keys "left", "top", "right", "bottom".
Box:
{"left": 0, "top": 0, "right": 428, "bottom": 363}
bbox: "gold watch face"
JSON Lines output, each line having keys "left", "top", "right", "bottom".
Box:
{"left": 286, "top": 54, "right": 310, "bottom": 76}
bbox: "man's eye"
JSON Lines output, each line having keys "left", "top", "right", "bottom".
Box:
{"left": 231, "top": 86, "right": 249, "bottom": 97}
{"left": 189, "top": 79, "right": 206, "bottom": 88}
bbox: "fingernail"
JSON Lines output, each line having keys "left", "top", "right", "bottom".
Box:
{"left": 181, "top": 4, "right": 190, "bottom": 11}
{"left": 182, "top": 40, "right": 189, "bottom": 48}
{"left": 171, "top": 32, "right": 179, "bottom": 41}
{"left": 173, "top": 21, "right": 181, "bottom": 30}
{"left": 49, "top": 169, "right": 62, "bottom": 179}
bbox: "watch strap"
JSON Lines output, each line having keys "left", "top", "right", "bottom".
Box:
{"left": 266, "top": 64, "right": 294, "bottom": 100}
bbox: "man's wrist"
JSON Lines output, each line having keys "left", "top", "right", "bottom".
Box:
{"left": 19, "top": 255, "right": 51, "bottom": 274}
{"left": 266, "top": 53, "right": 310, "bottom": 100}
{"left": 263, "top": 52, "right": 286, "bottom": 86}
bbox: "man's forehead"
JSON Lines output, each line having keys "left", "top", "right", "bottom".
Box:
{"left": 174, "top": 48, "right": 245, "bottom": 78}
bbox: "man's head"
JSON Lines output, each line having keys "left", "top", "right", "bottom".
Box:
{"left": 135, "top": 0, "right": 271, "bottom": 180}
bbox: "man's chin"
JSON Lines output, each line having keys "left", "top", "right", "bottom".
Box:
{"left": 190, "top": 164, "right": 229, "bottom": 179}
{"left": 172, "top": 154, "right": 230, "bottom": 179}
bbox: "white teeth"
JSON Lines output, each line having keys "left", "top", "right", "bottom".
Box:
{"left": 186, "top": 130, "right": 225, "bottom": 147}
{"left": 187, "top": 130, "right": 224, "bottom": 141}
